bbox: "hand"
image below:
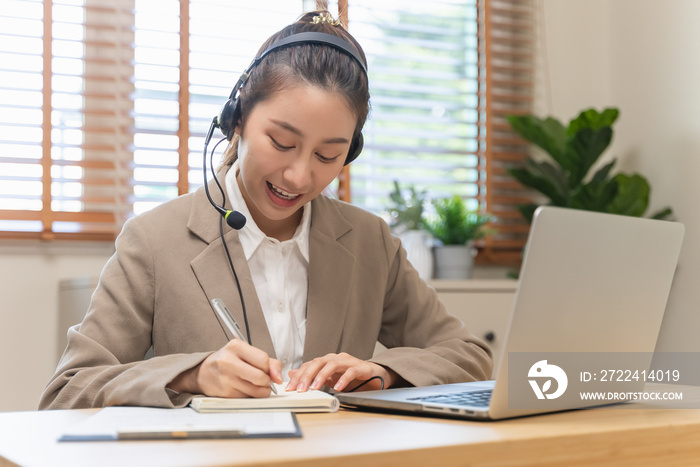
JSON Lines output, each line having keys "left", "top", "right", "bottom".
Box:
{"left": 286, "top": 352, "right": 395, "bottom": 393}
{"left": 169, "top": 339, "right": 283, "bottom": 398}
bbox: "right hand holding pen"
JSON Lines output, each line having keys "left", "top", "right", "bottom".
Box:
{"left": 171, "top": 339, "right": 283, "bottom": 398}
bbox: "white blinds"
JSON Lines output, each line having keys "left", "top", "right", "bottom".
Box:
{"left": 0, "top": 0, "right": 44, "bottom": 232}
{"left": 132, "top": 0, "right": 180, "bottom": 215}
{"left": 345, "top": 0, "right": 482, "bottom": 213}
{"left": 0, "top": 0, "right": 134, "bottom": 240}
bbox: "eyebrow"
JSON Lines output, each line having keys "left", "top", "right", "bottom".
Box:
{"left": 270, "top": 119, "right": 350, "bottom": 144}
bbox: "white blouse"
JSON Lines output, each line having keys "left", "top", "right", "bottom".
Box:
{"left": 225, "top": 163, "right": 310, "bottom": 380}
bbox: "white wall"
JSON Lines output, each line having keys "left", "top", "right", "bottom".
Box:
{"left": 0, "top": 243, "right": 112, "bottom": 411}
{"left": 541, "top": 0, "right": 700, "bottom": 351}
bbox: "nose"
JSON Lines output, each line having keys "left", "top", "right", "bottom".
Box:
{"left": 282, "top": 151, "right": 313, "bottom": 192}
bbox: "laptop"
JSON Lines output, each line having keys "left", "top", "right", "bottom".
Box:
{"left": 336, "top": 206, "right": 685, "bottom": 420}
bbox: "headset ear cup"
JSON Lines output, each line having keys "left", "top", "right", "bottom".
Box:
{"left": 345, "top": 132, "right": 363, "bottom": 165}
{"left": 218, "top": 97, "right": 241, "bottom": 140}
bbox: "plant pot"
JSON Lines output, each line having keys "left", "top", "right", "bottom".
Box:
{"left": 433, "top": 243, "right": 477, "bottom": 279}
{"left": 398, "top": 229, "right": 434, "bottom": 280}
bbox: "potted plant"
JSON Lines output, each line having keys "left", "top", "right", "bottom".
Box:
{"left": 506, "top": 107, "right": 673, "bottom": 222}
{"left": 425, "top": 195, "right": 494, "bottom": 279}
{"left": 387, "top": 181, "right": 434, "bottom": 279}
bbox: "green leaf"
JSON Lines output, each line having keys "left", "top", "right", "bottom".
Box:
{"left": 589, "top": 159, "right": 617, "bottom": 184}
{"left": 424, "top": 196, "right": 494, "bottom": 245}
{"left": 572, "top": 179, "right": 618, "bottom": 212}
{"left": 516, "top": 203, "right": 540, "bottom": 223}
{"left": 570, "top": 160, "right": 618, "bottom": 212}
{"left": 650, "top": 207, "right": 674, "bottom": 220}
{"left": 564, "top": 127, "right": 613, "bottom": 187}
{"left": 567, "top": 108, "right": 620, "bottom": 135}
{"left": 507, "top": 114, "right": 567, "bottom": 164}
{"left": 607, "top": 173, "right": 650, "bottom": 217}
{"left": 507, "top": 160, "right": 569, "bottom": 206}
{"left": 505, "top": 108, "right": 674, "bottom": 227}
{"left": 387, "top": 180, "right": 427, "bottom": 231}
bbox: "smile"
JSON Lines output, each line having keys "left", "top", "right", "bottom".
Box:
{"left": 267, "top": 182, "right": 301, "bottom": 201}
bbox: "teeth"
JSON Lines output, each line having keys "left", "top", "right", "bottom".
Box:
{"left": 269, "top": 183, "right": 299, "bottom": 200}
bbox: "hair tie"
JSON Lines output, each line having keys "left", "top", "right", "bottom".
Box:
{"left": 311, "top": 12, "right": 341, "bottom": 26}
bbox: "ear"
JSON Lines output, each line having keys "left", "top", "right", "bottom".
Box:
{"left": 233, "top": 117, "right": 244, "bottom": 138}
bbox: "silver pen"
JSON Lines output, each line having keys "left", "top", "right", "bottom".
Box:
{"left": 211, "top": 298, "right": 278, "bottom": 395}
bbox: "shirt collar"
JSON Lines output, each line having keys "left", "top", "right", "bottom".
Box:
{"left": 225, "top": 161, "right": 311, "bottom": 262}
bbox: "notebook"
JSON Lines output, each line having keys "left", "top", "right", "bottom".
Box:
{"left": 190, "top": 382, "right": 339, "bottom": 413}
{"left": 336, "top": 206, "right": 685, "bottom": 420}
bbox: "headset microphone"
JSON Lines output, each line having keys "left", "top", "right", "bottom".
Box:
{"left": 203, "top": 117, "right": 247, "bottom": 230}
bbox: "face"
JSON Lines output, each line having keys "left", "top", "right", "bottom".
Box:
{"left": 235, "top": 85, "right": 356, "bottom": 240}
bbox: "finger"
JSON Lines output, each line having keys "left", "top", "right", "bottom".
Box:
{"left": 223, "top": 375, "right": 275, "bottom": 399}
{"left": 310, "top": 359, "right": 348, "bottom": 390}
{"left": 198, "top": 352, "right": 273, "bottom": 398}
{"left": 226, "top": 339, "right": 273, "bottom": 373}
{"left": 310, "top": 353, "right": 360, "bottom": 390}
{"left": 269, "top": 358, "right": 284, "bottom": 385}
{"left": 285, "top": 361, "right": 316, "bottom": 391}
{"left": 290, "top": 356, "right": 333, "bottom": 392}
{"left": 333, "top": 366, "right": 364, "bottom": 392}
{"left": 286, "top": 369, "right": 299, "bottom": 391}
{"left": 213, "top": 343, "right": 277, "bottom": 390}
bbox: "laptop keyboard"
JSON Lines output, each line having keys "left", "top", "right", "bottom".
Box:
{"left": 407, "top": 389, "right": 492, "bottom": 408}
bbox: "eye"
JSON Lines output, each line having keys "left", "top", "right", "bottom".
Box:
{"left": 270, "top": 136, "right": 294, "bottom": 151}
{"left": 316, "top": 153, "right": 341, "bottom": 164}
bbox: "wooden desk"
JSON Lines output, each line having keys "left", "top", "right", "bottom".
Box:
{"left": 1, "top": 405, "right": 700, "bottom": 467}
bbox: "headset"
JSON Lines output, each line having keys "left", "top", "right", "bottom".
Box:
{"left": 204, "top": 31, "right": 368, "bottom": 230}
{"left": 217, "top": 32, "right": 367, "bottom": 165}
{"left": 202, "top": 31, "right": 369, "bottom": 344}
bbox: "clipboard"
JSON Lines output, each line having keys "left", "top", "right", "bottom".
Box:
{"left": 58, "top": 406, "right": 302, "bottom": 441}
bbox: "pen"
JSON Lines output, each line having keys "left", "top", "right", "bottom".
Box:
{"left": 211, "top": 298, "right": 278, "bottom": 395}
{"left": 118, "top": 427, "right": 245, "bottom": 440}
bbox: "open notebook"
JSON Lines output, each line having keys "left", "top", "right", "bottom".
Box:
{"left": 189, "top": 382, "right": 339, "bottom": 413}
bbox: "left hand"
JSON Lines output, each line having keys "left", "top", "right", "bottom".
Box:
{"left": 286, "top": 352, "right": 395, "bottom": 393}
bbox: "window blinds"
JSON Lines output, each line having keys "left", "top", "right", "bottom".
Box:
{"left": 345, "top": 0, "right": 483, "bottom": 214}
{"left": 0, "top": 0, "right": 533, "bottom": 265}
{"left": 478, "top": 0, "right": 534, "bottom": 264}
{"left": 0, "top": 0, "right": 134, "bottom": 240}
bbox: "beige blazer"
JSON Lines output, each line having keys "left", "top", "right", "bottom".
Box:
{"left": 40, "top": 172, "right": 492, "bottom": 409}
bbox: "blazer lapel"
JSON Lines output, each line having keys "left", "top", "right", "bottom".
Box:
{"left": 187, "top": 171, "right": 276, "bottom": 358}
{"left": 303, "top": 197, "right": 355, "bottom": 360}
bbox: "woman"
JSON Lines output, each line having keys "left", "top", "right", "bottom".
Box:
{"left": 40, "top": 11, "right": 492, "bottom": 410}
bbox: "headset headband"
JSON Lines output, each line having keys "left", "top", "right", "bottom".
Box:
{"left": 228, "top": 32, "right": 367, "bottom": 100}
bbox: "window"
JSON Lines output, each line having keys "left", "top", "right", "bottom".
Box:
{"left": 324, "top": 0, "right": 534, "bottom": 263}
{"left": 0, "top": 0, "right": 303, "bottom": 240}
{"left": 0, "top": 0, "right": 533, "bottom": 264}
{"left": 133, "top": 0, "right": 303, "bottom": 215}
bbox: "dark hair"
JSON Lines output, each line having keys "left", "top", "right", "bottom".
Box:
{"left": 220, "top": 11, "right": 370, "bottom": 168}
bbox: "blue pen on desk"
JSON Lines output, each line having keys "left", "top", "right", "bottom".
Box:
{"left": 211, "top": 298, "right": 278, "bottom": 395}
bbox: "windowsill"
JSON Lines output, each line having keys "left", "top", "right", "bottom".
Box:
{"left": 428, "top": 278, "right": 518, "bottom": 293}
{"left": 0, "top": 239, "right": 115, "bottom": 256}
